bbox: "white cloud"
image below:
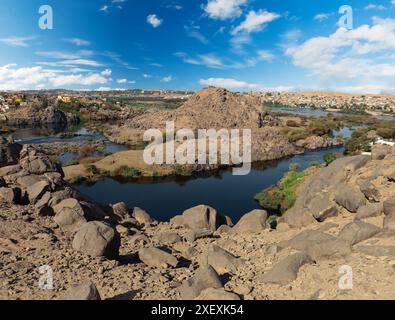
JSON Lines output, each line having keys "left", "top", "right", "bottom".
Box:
{"left": 286, "top": 17, "right": 395, "bottom": 82}
{"left": 99, "top": 5, "right": 109, "bottom": 12}
{"left": 364, "top": 4, "right": 386, "bottom": 10}
{"left": 117, "top": 78, "right": 127, "bottom": 84}
{"left": 37, "top": 59, "right": 103, "bottom": 67}
{"left": 0, "top": 36, "right": 35, "bottom": 47}
{"left": 101, "top": 69, "right": 112, "bottom": 76}
{"left": 160, "top": 76, "right": 174, "bottom": 82}
{"left": 0, "top": 64, "right": 111, "bottom": 90}
{"left": 199, "top": 77, "right": 258, "bottom": 90}
{"left": 143, "top": 73, "right": 152, "bottom": 78}
{"left": 204, "top": 0, "right": 247, "bottom": 20}
{"left": 185, "top": 25, "right": 209, "bottom": 44}
{"left": 63, "top": 38, "right": 91, "bottom": 46}
{"left": 257, "top": 50, "right": 275, "bottom": 62}
{"left": 231, "top": 10, "right": 280, "bottom": 35}
{"left": 147, "top": 14, "right": 162, "bottom": 28}
{"left": 178, "top": 53, "right": 225, "bottom": 69}
{"left": 314, "top": 13, "right": 332, "bottom": 22}
{"left": 35, "top": 50, "right": 93, "bottom": 60}
{"left": 50, "top": 73, "right": 108, "bottom": 87}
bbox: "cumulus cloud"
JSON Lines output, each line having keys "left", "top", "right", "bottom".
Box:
{"left": 0, "top": 64, "right": 111, "bottom": 90}
{"left": 231, "top": 10, "right": 280, "bottom": 35}
{"left": 147, "top": 14, "right": 162, "bottom": 28}
{"left": 204, "top": 0, "right": 247, "bottom": 20}
{"left": 286, "top": 17, "right": 395, "bottom": 80}
{"left": 199, "top": 77, "right": 258, "bottom": 90}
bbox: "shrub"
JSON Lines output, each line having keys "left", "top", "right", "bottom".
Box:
{"left": 111, "top": 165, "right": 141, "bottom": 178}
{"left": 323, "top": 152, "right": 337, "bottom": 166}
{"left": 83, "top": 163, "right": 99, "bottom": 174}
{"left": 255, "top": 170, "right": 307, "bottom": 213}
{"left": 174, "top": 164, "right": 193, "bottom": 176}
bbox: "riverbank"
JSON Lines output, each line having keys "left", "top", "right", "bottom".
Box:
{"left": 1, "top": 143, "right": 395, "bottom": 300}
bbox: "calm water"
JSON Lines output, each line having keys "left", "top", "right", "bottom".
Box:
{"left": 270, "top": 106, "right": 395, "bottom": 121}
{"left": 10, "top": 125, "right": 128, "bottom": 165}
{"left": 75, "top": 146, "right": 344, "bottom": 222}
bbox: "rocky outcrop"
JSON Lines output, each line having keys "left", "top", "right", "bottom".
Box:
{"left": 61, "top": 280, "right": 101, "bottom": 300}
{"left": 5, "top": 106, "right": 78, "bottom": 126}
{"left": 179, "top": 265, "right": 223, "bottom": 300}
{"left": 230, "top": 209, "right": 267, "bottom": 234}
{"left": 72, "top": 221, "right": 120, "bottom": 259}
{"left": 138, "top": 247, "right": 178, "bottom": 268}
{"left": 282, "top": 155, "right": 371, "bottom": 228}
{"left": 0, "top": 137, "right": 22, "bottom": 167}
{"left": 170, "top": 205, "right": 226, "bottom": 232}
{"left": 295, "top": 135, "right": 341, "bottom": 150}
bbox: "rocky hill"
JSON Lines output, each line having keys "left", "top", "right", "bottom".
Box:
{"left": 1, "top": 143, "right": 395, "bottom": 300}
{"left": 3, "top": 106, "right": 79, "bottom": 127}
{"left": 129, "top": 87, "right": 280, "bottom": 130}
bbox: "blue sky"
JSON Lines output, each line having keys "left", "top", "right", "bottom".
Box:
{"left": 1, "top": 0, "right": 395, "bottom": 93}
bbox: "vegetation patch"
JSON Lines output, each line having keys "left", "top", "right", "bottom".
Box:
{"left": 110, "top": 165, "right": 142, "bottom": 178}
{"left": 255, "top": 164, "right": 309, "bottom": 214}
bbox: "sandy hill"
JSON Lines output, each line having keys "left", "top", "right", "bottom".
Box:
{"left": 130, "top": 87, "right": 277, "bottom": 130}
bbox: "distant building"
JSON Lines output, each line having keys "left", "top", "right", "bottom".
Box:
{"left": 57, "top": 95, "right": 72, "bottom": 103}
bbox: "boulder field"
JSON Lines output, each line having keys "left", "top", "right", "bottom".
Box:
{"left": 0, "top": 143, "right": 395, "bottom": 300}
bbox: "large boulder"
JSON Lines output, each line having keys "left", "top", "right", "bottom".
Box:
{"left": 53, "top": 198, "right": 87, "bottom": 232}
{"left": 371, "top": 144, "right": 392, "bottom": 160}
{"left": 230, "top": 209, "right": 267, "bottom": 234}
{"left": 383, "top": 198, "right": 395, "bottom": 230}
{"left": 307, "top": 193, "right": 338, "bottom": 222}
{"left": 0, "top": 137, "right": 22, "bottom": 168}
{"left": 155, "top": 232, "right": 182, "bottom": 245}
{"left": 360, "top": 181, "right": 381, "bottom": 202}
{"left": 0, "top": 187, "right": 21, "bottom": 204}
{"left": 112, "top": 202, "right": 130, "bottom": 219}
{"left": 335, "top": 184, "right": 366, "bottom": 213}
{"left": 138, "top": 247, "right": 178, "bottom": 268}
{"left": 26, "top": 180, "right": 50, "bottom": 204}
{"left": 281, "top": 230, "right": 335, "bottom": 251}
{"left": 171, "top": 205, "right": 226, "bottom": 231}
{"left": 306, "top": 239, "right": 352, "bottom": 261}
{"left": 383, "top": 198, "right": 395, "bottom": 215}
{"left": 179, "top": 265, "right": 223, "bottom": 300}
{"left": 355, "top": 202, "right": 383, "bottom": 220}
{"left": 132, "top": 207, "right": 154, "bottom": 226}
{"left": 72, "top": 221, "right": 120, "bottom": 259}
{"left": 282, "top": 155, "right": 370, "bottom": 228}
{"left": 19, "top": 145, "right": 63, "bottom": 175}
{"left": 258, "top": 252, "right": 312, "bottom": 285}
{"left": 338, "top": 221, "right": 381, "bottom": 245}
{"left": 199, "top": 244, "right": 243, "bottom": 275}
{"left": 61, "top": 280, "right": 101, "bottom": 300}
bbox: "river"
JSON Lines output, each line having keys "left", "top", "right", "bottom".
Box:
{"left": 5, "top": 107, "right": 381, "bottom": 222}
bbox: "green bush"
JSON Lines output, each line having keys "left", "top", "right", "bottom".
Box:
{"left": 174, "top": 164, "right": 193, "bottom": 176}
{"left": 111, "top": 165, "right": 141, "bottom": 178}
{"left": 255, "top": 170, "right": 307, "bottom": 213}
{"left": 323, "top": 152, "right": 337, "bottom": 166}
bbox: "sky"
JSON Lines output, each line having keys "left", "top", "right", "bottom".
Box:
{"left": 1, "top": 0, "right": 395, "bottom": 93}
